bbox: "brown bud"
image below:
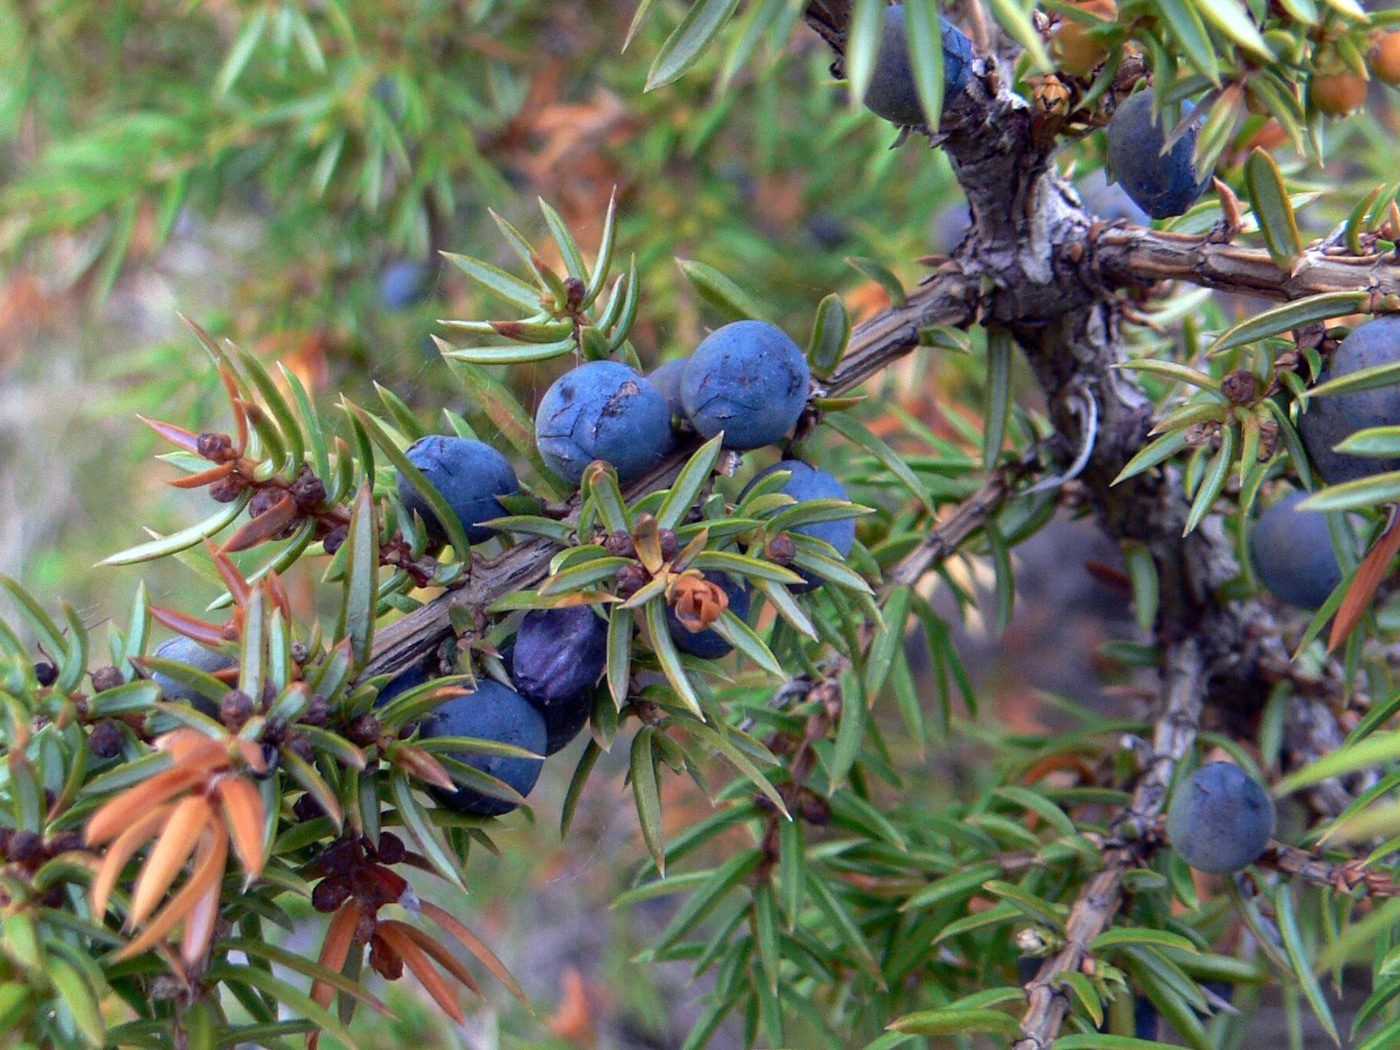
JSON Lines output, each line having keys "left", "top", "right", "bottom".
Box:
{"left": 47, "top": 832, "right": 84, "bottom": 855}
{"left": 220, "top": 690, "right": 255, "bottom": 729}
{"left": 285, "top": 734, "right": 314, "bottom": 763}
{"left": 293, "top": 793, "right": 324, "bottom": 822}
{"left": 88, "top": 720, "right": 125, "bottom": 760}
{"left": 208, "top": 474, "right": 248, "bottom": 503}
{"left": 345, "top": 714, "right": 383, "bottom": 748}
{"left": 1257, "top": 418, "right": 1280, "bottom": 461}
{"left": 765, "top": 533, "right": 797, "bottom": 566}
{"left": 248, "top": 488, "right": 281, "bottom": 520}
{"left": 376, "top": 832, "right": 406, "bottom": 865}
{"left": 312, "top": 877, "right": 353, "bottom": 914}
{"left": 658, "top": 528, "right": 679, "bottom": 562}
{"left": 89, "top": 665, "right": 124, "bottom": 693}
{"left": 7, "top": 830, "right": 41, "bottom": 865}
{"left": 669, "top": 574, "right": 729, "bottom": 633}
{"left": 615, "top": 562, "right": 649, "bottom": 598}
{"left": 197, "top": 432, "right": 236, "bottom": 463}
{"left": 603, "top": 530, "right": 637, "bottom": 558}
{"left": 795, "top": 787, "right": 833, "bottom": 826}
{"left": 563, "top": 276, "right": 586, "bottom": 309}
{"left": 301, "top": 693, "right": 330, "bottom": 727}
{"left": 352, "top": 864, "right": 408, "bottom": 907}
{"left": 1221, "top": 369, "right": 1258, "bottom": 404}
{"left": 369, "top": 932, "right": 404, "bottom": 980}
{"left": 33, "top": 662, "right": 57, "bottom": 687}
{"left": 317, "top": 837, "right": 366, "bottom": 877}
{"left": 322, "top": 526, "right": 348, "bottom": 555}
{"left": 290, "top": 470, "right": 327, "bottom": 510}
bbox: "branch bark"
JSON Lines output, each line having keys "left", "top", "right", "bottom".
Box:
{"left": 1012, "top": 637, "right": 1206, "bottom": 1050}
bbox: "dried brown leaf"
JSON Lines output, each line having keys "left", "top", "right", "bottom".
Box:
{"left": 86, "top": 766, "right": 210, "bottom": 846}
{"left": 128, "top": 793, "right": 214, "bottom": 928}
{"left": 311, "top": 899, "right": 364, "bottom": 1017}
{"left": 147, "top": 607, "right": 229, "bottom": 648}
{"left": 220, "top": 494, "right": 301, "bottom": 554}
{"left": 1330, "top": 509, "right": 1400, "bottom": 652}
{"left": 214, "top": 775, "right": 267, "bottom": 879}
{"left": 374, "top": 922, "right": 466, "bottom": 1025}
{"left": 139, "top": 416, "right": 203, "bottom": 454}
{"left": 420, "top": 900, "right": 530, "bottom": 1008}
{"left": 377, "top": 920, "right": 480, "bottom": 996}
{"left": 91, "top": 805, "right": 172, "bottom": 917}
{"left": 114, "top": 822, "right": 227, "bottom": 962}
{"left": 392, "top": 745, "right": 457, "bottom": 792}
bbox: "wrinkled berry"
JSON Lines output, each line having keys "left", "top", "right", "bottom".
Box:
{"left": 666, "top": 572, "right": 752, "bottom": 659}
{"left": 290, "top": 470, "right": 328, "bottom": 510}
{"left": 681, "top": 321, "right": 810, "bottom": 451}
{"left": 1105, "top": 89, "right": 1211, "bottom": 220}
{"left": 220, "top": 689, "right": 256, "bottom": 728}
{"left": 419, "top": 680, "right": 547, "bottom": 816}
{"left": 398, "top": 435, "right": 520, "bottom": 546}
{"left": 376, "top": 832, "right": 406, "bottom": 865}
{"left": 88, "top": 720, "right": 125, "bottom": 760}
{"left": 1165, "top": 761, "right": 1274, "bottom": 874}
{"left": 511, "top": 606, "right": 607, "bottom": 754}
{"left": 34, "top": 662, "right": 57, "bottom": 687}
{"left": 312, "top": 877, "right": 353, "bottom": 913}
{"left": 1298, "top": 317, "right": 1400, "bottom": 484}
{"left": 1250, "top": 490, "right": 1344, "bottom": 611}
{"left": 535, "top": 361, "right": 673, "bottom": 484}
{"left": 90, "top": 665, "right": 123, "bottom": 693}
{"left": 863, "top": 5, "right": 975, "bottom": 126}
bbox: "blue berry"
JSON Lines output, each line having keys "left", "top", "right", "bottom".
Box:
{"left": 151, "top": 637, "right": 235, "bottom": 718}
{"left": 379, "top": 259, "right": 432, "bottom": 310}
{"left": 397, "top": 435, "right": 519, "bottom": 546}
{"left": 511, "top": 606, "right": 607, "bottom": 754}
{"left": 666, "top": 572, "right": 752, "bottom": 659}
{"left": 419, "top": 680, "right": 546, "bottom": 816}
{"left": 863, "top": 5, "right": 975, "bottom": 127}
{"left": 1105, "top": 89, "right": 1210, "bottom": 220}
{"left": 680, "top": 321, "right": 810, "bottom": 451}
{"left": 1298, "top": 316, "right": 1400, "bottom": 484}
{"left": 648, "top": 358, "right": 688, "bottom": 420}
{"left": 1076, "top": 168, "right": 1150, "bottom": 226}
{"left": 1250, "top": 490, "right": 1343, "bottom": 611}
{"left": 1165, "top": 762, "right": 1274, "bottom": 874}
{"left": 744, "top": 460, "right": 855, "bottom": 593}
{"left": 373, "top": 662, "right": 431, "bottom": 707}
{"left": 535, "top": 361, "right": 673, "bottom": 484}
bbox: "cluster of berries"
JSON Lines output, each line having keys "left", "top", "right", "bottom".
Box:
{"left": 150, "top": 318, "right": 858, "bottom": 818}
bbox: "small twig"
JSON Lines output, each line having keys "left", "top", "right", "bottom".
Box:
{"left": 1257, "top": 842, "right": 1400, "bottom": 899}
{"left": 1010, "top": 638, "right": 1205, "bottom": 1050}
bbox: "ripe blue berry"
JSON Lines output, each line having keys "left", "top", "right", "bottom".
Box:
{"left": 397, "top": 435, "right": 519, "bottom": 546}
{"left": 419, "top": 680, "right": 546, "bottom": 816}
{"left": 374, "top": 662, "right": 431, "bottom": 707}
{"left": 680, "top": 321, "right": 810, "bottom": 451}
{"left": 648, "top": 358, "right": 688, "bottom": 420}
{"left": 1076, "top": 168, "right": 1150, "bottom": 226}
{"left": 151, "top": 637, "right": 235, "bottom": 718}
{"left": 1250, "top": 490, "right": 1343, "bottom": 611}
{"left": 535, "top": 361, "right": 673, "bottom": 484}
{"left": 666, "top": 572, "right": 752, "bottom": 659}
{"left": 1298, "top": 317, "right": 1400, "bottom": 484}
{"left": 379, "top": 259, "right": 432, "bottom": 309}
{"left": 1105, "top": 89, "right": 1210, "bottom": 220}
{"left": 512, "top": 606, "right": 607, "bottom": 754}
{"left": 744, "top": 460, "right": 855, "bottom": 593}
{"left": 1165, "top": 762, "right": 1274, "bottom": 874}
{"left": 863, "top": 5, "right": 975, "bottom": 127}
